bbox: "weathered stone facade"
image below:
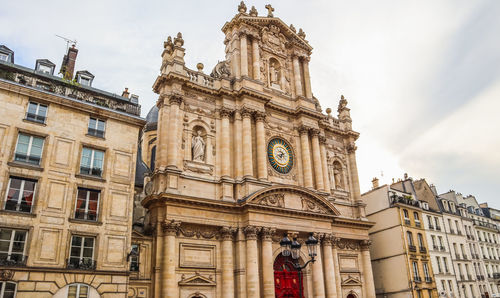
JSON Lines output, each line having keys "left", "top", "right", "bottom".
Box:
{"left": 131, "top": 3, "right": 376, "bottom": 298}
{"left": 0, "top": 50, "right": 144, "bottom": 297}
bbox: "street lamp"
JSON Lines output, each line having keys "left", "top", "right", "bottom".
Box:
{"left": 279, "top": 233, "right": 319, "bottom": 298}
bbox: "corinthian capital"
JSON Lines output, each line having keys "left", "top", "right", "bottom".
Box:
{"left": 310, "top": 128, "right": 320, "bottom": 137}
{"left": 219, "top": 107, "right": 234, "bottom": 118}
{"left": 169, "top": 94, "right": 183, "bottom": 105}
{"left": 360, "top": 240, "right": 372, "bottom": 250}
{"left": 254, "top": 111, "right": 266, "bottom": 122}
{"left": 243, "top": 225, "right": 261, "bottom": 240}
{"left": 322, "top": 234, "right": 338, "bottom": 246}
{"left": 260, "top": 227, "right": 276, "bottom": 241}
{"left": 346, "top": 142, "right": 357, "bottom": 154}
{"left": 298, "top": 125, "right": 310, "bottom": 135}
{"left": 240, "top": 107, "right": 254, "bottom": 118}
{"left": 219, "top": 226, "right": 237, "bottom": 241}
{"left": 162, "top": 220, "right": 181, "bottom": 236}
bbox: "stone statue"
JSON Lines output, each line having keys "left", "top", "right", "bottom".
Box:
{"left": 269, "top": 60, "right": 280, "bottom": 88}
{"left": 192, "top": 131, "right": 205, "bottom": 162}
{"left": 210, "top": 60, "right": 231, "bottom": 78}
{"left": 333, "top": 163, "right": 344, "bottom": 189}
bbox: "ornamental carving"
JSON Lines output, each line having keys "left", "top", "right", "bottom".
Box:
{"left": 336, "top": 239, "right": 360, "bottom": 250}
{"left": 179, "top": 224, "right": 219, "bottom": 239}
{"left": 261, "top": 25, "right": 287, "bottom": 55}
{"left": 301, "top": 197, "right": 328, "bottom": 214}
{"left": 218, "top": 107, "right": 234, "bottom": 118}
{"left": 162, "top": 220, "right": 181, "bottom": 236}
{"left": 169, "top": 94, "right": 183, "bottom": 105}
{"left": 183, "top": 160, "right": 214, "bottom": 175}
{"left": 0, "top": 270, "right": 13, "bottom": 281}
{"left": 346, "top": 142, "right": 357, "bottom": 154}
{"left": 260, "top": 227, "right": 276, "bottom": 241}
{"left": 219, "top": 226, "right": 237, "bottom": 241}
{"left": 360, "top": 240, "right": 372, "bottom": 250}
{"left": 322, "top": 234, "right": 338, "bottom": 246}
{"left": 256, "top": 193, "right": 285, "bottom": 208}
{"left": 243, "top": 226, "right": 261, "bottom": 240}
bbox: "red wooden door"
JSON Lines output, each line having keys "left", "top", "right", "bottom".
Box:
{"left": 274, "top": 254, "right": 303, "bottom": 298}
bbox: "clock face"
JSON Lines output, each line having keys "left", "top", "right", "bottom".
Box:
{"left": 268, "top": 138, "right": 294, "bottom": 174}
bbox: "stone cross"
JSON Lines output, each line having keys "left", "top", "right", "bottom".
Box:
{"left": 265, "top": 4, "right": 274, "bottom": 17}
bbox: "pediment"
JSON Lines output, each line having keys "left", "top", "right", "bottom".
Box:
{"left": 242, "top": 185, "right": 340, "bottom": 216}
{"left": 342, "top": 275, "right": 362, "bottom": 286}
{"left": 178, "top": 273, "right": 216, "bottom": 287}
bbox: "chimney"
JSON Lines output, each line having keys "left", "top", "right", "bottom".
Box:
{"left": 372, "top": 177, "right": 379, "bottom": 189}
{"left": 429, "top": 184, "right": 437, "bottom": 196}
{"left": 122, "top": 87, "right": 130, "bottom": 98}
{"left": 59, "top": 44, "right": 78, "bottom": 80}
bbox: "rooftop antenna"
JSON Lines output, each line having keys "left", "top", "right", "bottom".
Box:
{"left": 55, "top": 34, "right": 77, "bottom": 51}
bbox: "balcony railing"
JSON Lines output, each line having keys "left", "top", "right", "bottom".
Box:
{"left": 4, "top": 200, "right": 32, "bottom": 213}
{"left": 25, "top": 112, "right": 46, "bottom": 124}
{"left": 493, "top": 273, "right": 500, "bottom": 279}
{"left": 433, "top": 245, "right": 439, "bottom": 250}
{"left": 87, "top": 128, "right": 105, "bottom": 138}
{"left": 425, "top": 277, "right": 433, "bottom": 283}
{"left": 66, "top": 258, "right": 96, "bottom": 270}
{"left": 79, "top": 166, "right": 102, "bottom": 177}
{"left": 0, "top": 255, "right": 28, "bottom": 267}
{"left": 415, "top": 222, "right": 421, "bottom": 228}
{"left": 404, "top": 219, "right": 411, "bottom": 226}
{"left": 14, "top": 153, "right": 41, "bottom": 165}
{"left": 409, "top": 245, "right": 417, "bottom": 252}
{"left": 436, "top": 226, "right": 441, "bottom": 231}
{"left": 419, "top": 247, "right": 427, "bottom": 253}
{"left": 414, "top": 276, "right": 422, "bottom": 283}
{"left": 429, "top": 224, "right": 435, "bottom": 230}
{"left": 440, "top": 246, "right": 446, "bottom": 251}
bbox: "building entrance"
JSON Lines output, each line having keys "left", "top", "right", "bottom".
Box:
{"left": 273, "top": 254, "right": 303, "bottom": 298}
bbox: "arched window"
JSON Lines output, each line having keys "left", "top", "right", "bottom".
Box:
{"left": 150, "top": 145, "right": 156, "bottom": 171}
{"left": 68, "top": 283, "right": 89, "bottom": 298}
{"left": 0, "top": 281, "right": 16, "bottom": 298}
{"left": 417, "top": 233, "right": 424, "bottom": 248}
{"left": 407, "top": 231, "right": 414, "bottom": 246}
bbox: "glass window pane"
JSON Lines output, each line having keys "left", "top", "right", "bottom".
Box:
{"left": 38, "top": 105, "right": 47, "bottom": 117}
{"left": 28, "top": 102, "right": 38, "bottom": 114}
{"left": 82, "top": 247, "right": 93, "bottom": 258}
{"left": 0, "top": 230, "right": 12, "bottom": 241}
{"left": 89, "top": 118, "right": 96, "bottom": 130}
{"left": 72, "top": 236, "right": 82, "bottom": 247}
{"left": 68, "top": 285, "right": 77, "bottom": 298}
{"left": 97, "top": 120, "right": 105, "bottom": 132}
{"left": 0, "top": 241, "right": 10, "bottom": 253}
{"left": 84, "top": 237, "right": 94, "bottom": 247}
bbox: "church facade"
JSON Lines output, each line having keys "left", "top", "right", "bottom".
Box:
{"left": 131, "top": 3, "right": 376, "bottom": 298}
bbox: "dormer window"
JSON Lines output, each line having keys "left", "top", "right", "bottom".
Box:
{"left": 35, "top": 59, "right": 55, "bottom": 75}
{"left": 75, "top": 70, "right": 94, "bottom": 87}
{"left": 0, "top": 45, "right": 14, "bottom": 63}
{"left": 0, "top": 52, "right": 8, "bottom": 62}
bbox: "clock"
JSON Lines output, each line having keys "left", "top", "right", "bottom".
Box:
{"left": 267, "top": 138, "right": 294, "bottom": 174}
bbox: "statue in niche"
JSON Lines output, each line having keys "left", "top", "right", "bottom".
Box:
{"left": 269, "top": 58, "right": 281, "bottom": 89}
{"left": 191, "top": 130, "right": 205, "bottom": 162}
{"left": 333, "top": 162, "right": 344, "bottom": 190}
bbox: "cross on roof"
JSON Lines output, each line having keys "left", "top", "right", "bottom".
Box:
{"left": 265, "top": 4, "right": 274, "bottom": 17}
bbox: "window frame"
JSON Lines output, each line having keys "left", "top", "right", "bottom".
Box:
{"left": 87, "top": 117, "right": 106, "bottom": 138}
{"left": 4, "top": 176, "right": 37, "bottom": 213}
{"left": 68, "top": 283, "right": 89, "bottom": 298}
{"left": 69, "top": 235, "right": 95, "bottom": 267}
{"left": 78, "top": 76, "right": 91, "bottom": 86}
{"left": 0, "top": 281, "right": 17, "bottom": 298}
{"left": 14, "top": 133, "right": 45, "bottom": 166}
{"left": 73, "top": 188, "right": 100, "bottom": 222}
{"left": 0, "top": 228, "right": 28, "bottom": 263}
{"left": 25, "top": 101, "right": 48, "bottom": 124}
{"left": 413, "top": 261, "right": 420, "bottom": 278}
{"left": 79, "top": 147, "right": 105, "bottom": 177}
{"left": 129, "top": 244, "right": 140, "bottom": 272}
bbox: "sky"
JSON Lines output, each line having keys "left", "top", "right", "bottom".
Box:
{"left": 1, "top": 0, "right": 499, "bottom": 208}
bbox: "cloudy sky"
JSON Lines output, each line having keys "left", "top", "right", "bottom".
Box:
{"left": 1, "top": 1, "right": 499, "bottom": 208}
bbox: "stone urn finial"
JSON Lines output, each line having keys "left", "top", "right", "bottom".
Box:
{"left": 249, "top": 5, "right": 258, "bottom": 16}
{"left": 196, "top": 63, "right": 204, "bottom": 72}
{"left": 238, "top": 1, "right": 247, "bottom": 13}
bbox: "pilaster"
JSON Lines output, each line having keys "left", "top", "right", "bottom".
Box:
{"left": 299, "top": 126, "right": 313, "bottom": 188}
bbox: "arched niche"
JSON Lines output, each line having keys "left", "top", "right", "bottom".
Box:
{"left": 328, "top": 157, "right": 348, "bottom": 191}
{"left": 184, "top": 119, "right": 214, "bottom": 165}
{"left": 268, "top": 57, "right": 282, "bottom": 90}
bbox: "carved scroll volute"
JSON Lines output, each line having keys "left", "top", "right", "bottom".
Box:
{"left": 260, "top": 227, "right": 276, "bottom": 242}
{"left": 360, "top": 240, "right": 372, "bottom": 251}
{"left": 243, "top": 225, "right": 261, "bottom": 240}
{"left": 162, "top": 220, "right": 181, "bottom": 236}
{"left": 219, "top": 226, "right": 237, "bottom": 241}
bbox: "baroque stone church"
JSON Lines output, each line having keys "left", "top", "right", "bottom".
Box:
{"left": 130, "top": 3, "right": 376, "bottom": 298}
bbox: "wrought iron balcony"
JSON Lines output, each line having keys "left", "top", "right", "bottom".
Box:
{"left": 14, "top": 153, "right": 41, "bottom": 165}
{"left": 79, "top": 166, "right": 102, "bottom": 177}
{"left": 425, "top": 277, "right": 433, "bottom": 283}
{"left": 414, "top": 276, "right": 422, "bottom": 283}
{"left": 419, "top": 247, "right": 427, "bottom": 253}
{"left": 429, "top": 224, "right": 435, "bottom": 230}
{"left": 0, "top": 255, "right": 28, "bottom": 267}
{"left": 493, "top": 273, "right": 500, "bottom": 279}
{"left": 409, "top": 245, "right": 417, "bottom": 252}
{"left": 87, "top": 128, "right": 105, "bottom": 138}
{"left": 436, "top": 226, "right": 441, "bottom": 231}
{"left": 415, "top": 222, "right": 421, "bottom": 228}
{"left": 404, "top": 219, "right": 411, "bottom": 226}
{"left": 66, "top": 258, "right": 96, "bottom": 270}
{"left": 25, "top": 112, "right": 46, "bottom": 123}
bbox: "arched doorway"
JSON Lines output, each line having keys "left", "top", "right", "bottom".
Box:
{"left": 274, "top": 253, "right": 303, "bottom": 298}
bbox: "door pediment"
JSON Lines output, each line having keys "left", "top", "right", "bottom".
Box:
{"left": 241, "top": 185, "right": 340, "bottom": 216}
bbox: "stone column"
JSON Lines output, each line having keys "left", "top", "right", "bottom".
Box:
{"left": 220, "top": 108, "right": 232, "bottom": 178}
{"left": 240, "top": 33, "right": 248, "bottom": 77}
{"left": 157, "top": 99, "right": 169, "bottom": 168}
{"left": 361, "top": 240, "right": 376, "bottom": 298}
{"left": 332, "top": 239, "right": 342, "bottom": 295}
{"left": 302, "top": 57, "right": 312, "bottom": 98}
{"left": 255, "top": 112, "right": 267, "bottom": 181}
{"left": 242, "top": 109, "right": 254, "bottom": 178}
{"left": 167, "top": 95, "right": 182, "bottom": 168}
{"left": 161, "top": 220, "right": 180, "bottom": 298}
{"left": 244, "top": 226, "right": 260, "bottom": 298}
{"left": 234, "top": 110, "right": 243, "bottom": 179}
{"left": 261, "top": 228, "right": 275, "bottom": 298}
{"left": 310, "top": 129, "right": 325, "bottom": 191}
{"left": 312, "top": 235, "right": 326, "bottom": 297}
{"left": 347, "top": 141, "right": 362, "bottom": 201}
{"left": 322, "top": 235, "right": 337, "bottom": 298}
{"left": 299, "top": 126, "right": 313, "bottom": 188}
{"left": 220, "top": 227, "right": 236, "bottom": 298}
{"left": 293, "top": 55, "right": 303, "bottom": 97}
{"left": 252, "top": 36, "right": 260, "bottom": 80}
{"left": 319, "top": 136, "right": 331, "bottom": 193}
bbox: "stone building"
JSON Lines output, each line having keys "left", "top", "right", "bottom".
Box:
{"left": 130, "top": 3, "right": 376, "bottom": 298}
{"left": 0, "top": 44, "right": 145, "bottom": 297}
{"left": 362, "top": 178, "right": 438, "bottom": 298}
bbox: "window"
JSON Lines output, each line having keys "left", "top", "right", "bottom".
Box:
{"left": 87, "top": 118, "right": 105, "bottom": 138}
{"left": 407, "top": 231, "right": 414, "bottom": 246}
{"left": 413, "top": 261, "right": 420, "bottom": 279}
{"left": 414, "top": 212, "right": 420, "bottom": 224}
{"left": 69, "top": 235, "right": 95, "bottom": 269}
{"left": 25, "top": 102, "right": 47, "bottom": 124}
{"left": 68, "top": 283, "right": 88, "bottom": 298}
{"left": 417, "top": 233, "right": 424, "bottom": 248}
{"left": 79, "top": 76, "right": 91, "bottom": 86}
{"left": 150, "top": 146, "right": 156, "bottom": 171}
{"left": 80, "top": 147, "right": 104, "bottom": 176}
{"left": 14, "top": 133, "right": 44, "bottom": 165}
{"left": 444, "top": 257, "right": 449, "bottom": 272}
{"left": 0, "top": 228, "right": 27, "bottom": 264}
{"left": 74, "top": 188, "right": 100, "bottom": 221}
{"left": 448, "top": 280, "right": 453, "bottom": 292}
{"left": 427, "top": 215, "right": 433, "bottom": 228}
{"left": 0, "top": 281, "right": 16, "bottom": 298}
{"left": 0, "top": 53, "right": 8, "bottom": 62}
{"left": 37, "top": 64, "right": 53, "bottom": 74}
{"left": 403, "top": 209, "right": 409, "bottom": 219}
{"left": 4, "top": 177, "right": 36, "bottom": 213}
{"left": 129, "top": 244, "right": 139, "bottom": 272}
{"left": 437, "top": 256, "right": 442, "bottom": 272}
